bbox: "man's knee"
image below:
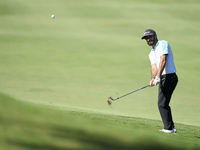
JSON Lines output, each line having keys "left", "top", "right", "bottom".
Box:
{"left": 158, "top": 99, "right": 169, "bottom": 108}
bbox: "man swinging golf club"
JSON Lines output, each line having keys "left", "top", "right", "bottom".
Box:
{"left": 141, "top": 29, "right": 178, "bottom": 134}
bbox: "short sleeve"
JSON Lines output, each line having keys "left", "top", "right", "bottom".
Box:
{"left": 161, "top": 40, "right": 169, "bottom": 55}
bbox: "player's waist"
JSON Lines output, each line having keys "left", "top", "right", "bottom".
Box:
{"left": 161, "top": 73, "right": 177, "bottom": 79}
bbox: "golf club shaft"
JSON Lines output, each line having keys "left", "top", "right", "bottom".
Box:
{"left": 111, "top": 84, "right": 150, "bottom": 101}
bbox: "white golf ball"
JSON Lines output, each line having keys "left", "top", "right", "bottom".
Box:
{"left": 51, "top": 15, "right": 55, "bottom": 19}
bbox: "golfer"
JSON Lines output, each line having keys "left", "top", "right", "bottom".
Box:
{"left": 141, "top": 29, "right": 178, "bottom": 134}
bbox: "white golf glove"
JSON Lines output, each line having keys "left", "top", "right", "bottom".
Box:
{"left": 153, "top": 76, "right": 160, "bottom": 85}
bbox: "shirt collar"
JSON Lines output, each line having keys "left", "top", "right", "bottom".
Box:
{"left": 152, "top": 40, "right": 159, "bottom": 51}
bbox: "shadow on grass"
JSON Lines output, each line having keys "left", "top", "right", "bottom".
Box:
{"left": 8, "top": 125, "right": 184, "bottom": 150}
{"left": 51, "top": 126, "right": 186, "bottom": 150}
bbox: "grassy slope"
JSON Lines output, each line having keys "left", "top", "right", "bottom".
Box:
{"left": 0, "top": 0, "right": 200, "bottom": 125}
{"left": 0, "top": 0, "right": 200, "bottom": 149}
{"left": 1, "top": 93, "right": 200, "bottom": 150}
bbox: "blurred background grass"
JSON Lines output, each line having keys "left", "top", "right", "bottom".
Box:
{"left": 0, "top": 0, "right": 200, "bottom": 149}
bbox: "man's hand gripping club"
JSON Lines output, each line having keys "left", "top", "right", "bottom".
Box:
{"left": 149, "top": 76, "right": 160, "bottom": 86}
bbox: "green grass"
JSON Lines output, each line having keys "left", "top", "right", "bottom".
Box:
{"left": 0, "top": 0, "right": 200, "bottom": 149}
{"left": 1, "top": 93, "right": 200, "bottom": 150}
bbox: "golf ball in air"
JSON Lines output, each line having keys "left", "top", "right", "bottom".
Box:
{"left": 51, "top": 15, "right": 55, "bottom": 18}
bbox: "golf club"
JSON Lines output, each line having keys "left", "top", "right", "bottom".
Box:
{"left": 107, "top": 84, "right": 150, "bottom": 105}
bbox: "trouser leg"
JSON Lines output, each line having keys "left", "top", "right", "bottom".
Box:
{"left": 158, "top": 73, "right": 178, "bottom": 130}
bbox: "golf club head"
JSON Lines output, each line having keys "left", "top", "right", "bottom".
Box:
{"left": 107, "top": 100, "right": 112, "bottom": 105}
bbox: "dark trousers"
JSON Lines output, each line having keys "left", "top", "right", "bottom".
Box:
{"left": 158, "top": 73, "right": 178, "bottom": 130}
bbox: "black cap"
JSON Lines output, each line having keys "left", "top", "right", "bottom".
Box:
{"left": 141, "top": 29, "right": 156, "bottom": 39}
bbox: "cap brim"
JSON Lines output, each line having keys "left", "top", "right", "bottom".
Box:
{"left": 141, "top": 33, "right": 155, "bottom": 40}
{"left": 141, "top": 36, "right": 147, "bottom": 40}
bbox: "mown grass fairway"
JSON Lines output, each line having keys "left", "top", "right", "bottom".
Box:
{"left": 0, "top": 0, "right": 200, "bottom": 149}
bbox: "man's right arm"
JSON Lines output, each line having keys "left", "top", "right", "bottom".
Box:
{"left": 149, "top": 63, "right": 157, "bottom": 86}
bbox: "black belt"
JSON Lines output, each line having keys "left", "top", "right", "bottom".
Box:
{"left": 161, "top": 73, "right": 176, "bottom": 79}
